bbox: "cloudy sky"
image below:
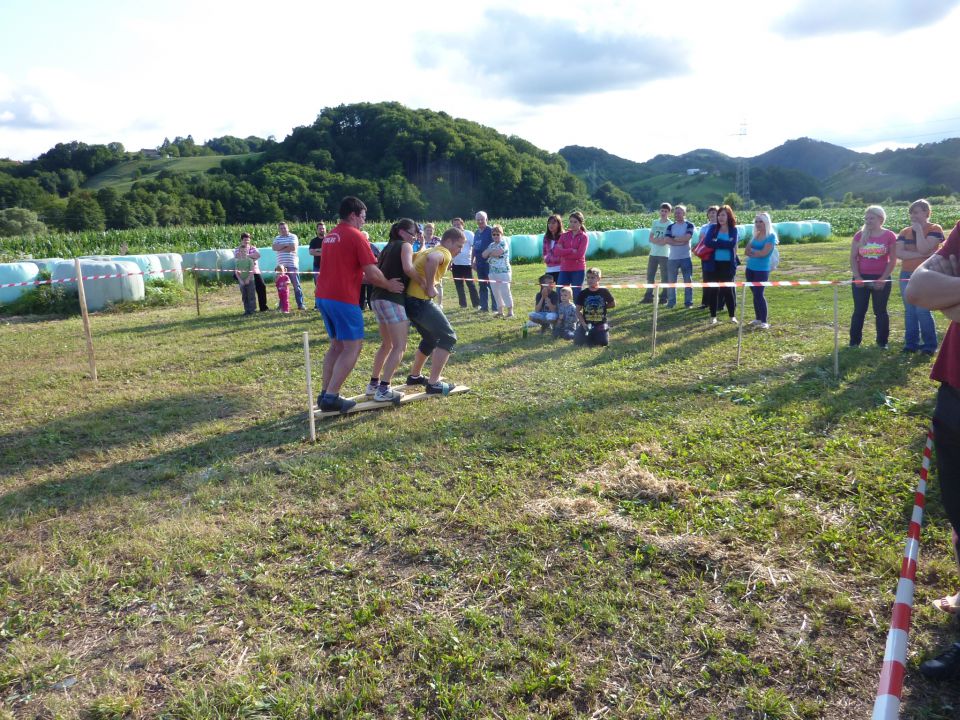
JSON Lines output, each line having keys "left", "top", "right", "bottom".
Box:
{"left": 2, "top": 0, "right": 960, "bottom": 163}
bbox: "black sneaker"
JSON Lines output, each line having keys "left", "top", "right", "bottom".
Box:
{"left": 405, "top": 374, "right": 428, "bottom": 387}
{"left": 921, "top": 642, "right": 960, "bottom": 680}
{"left": 425, "top": 381, "right": 453, "bottom": 396}
{"left": 319, "top": 395, "right": 357, "bottom": 413}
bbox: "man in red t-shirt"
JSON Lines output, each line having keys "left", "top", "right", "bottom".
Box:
{"left": 314, "top": 196, "right": 404, "bottom": 413}
{"left": 905, "top": 221, "right": 960, "bottom": 678}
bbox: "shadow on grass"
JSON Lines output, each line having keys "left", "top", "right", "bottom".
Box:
{"left": 0, "top": 392, "right": 247, "bottom": 482}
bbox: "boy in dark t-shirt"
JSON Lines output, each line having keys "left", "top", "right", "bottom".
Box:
{"left": 575, "top": 267, "right": 615, "bottom": 346}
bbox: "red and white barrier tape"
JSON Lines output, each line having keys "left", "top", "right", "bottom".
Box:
{"left": 0, "top": 267, "right": 896, "bottom": 291}
{"left": 872, "top": 430, "right": 934, "bottom": 720}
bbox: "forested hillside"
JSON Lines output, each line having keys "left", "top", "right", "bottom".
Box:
{"left": 0, "top": 102, "right": 591, "bottom": 235}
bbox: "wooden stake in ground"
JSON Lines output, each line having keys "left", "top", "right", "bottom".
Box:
{"left": 736, "top": 280, "right": 747, "bottom": 367}
{"left": 304, "top": 331, "right": 316, "bottom": 443}
{"left": 74, "top": 258, "right": 98, "bottom": 381}
{"left": 833, "top": 285, "right": 840, "bottom": 379}
{"left": 651, "top": 287, "right": 659, "bottom": 358}
{"left": 194, "top": 267, "right": 200, "bottom": 317}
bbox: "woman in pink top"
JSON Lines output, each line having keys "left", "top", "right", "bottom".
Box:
{"left": 849, "top": 205, "right": 898, "bottom": 348}
{"left": 554, "top": 211, "right": 589, "bottom": 303}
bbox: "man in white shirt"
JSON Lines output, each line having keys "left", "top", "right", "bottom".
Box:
{"left": 450, "top": 217, "right": 479, "bottom": 308}
{"left": 273, "top": 221, "right": 304, "bottom": 310}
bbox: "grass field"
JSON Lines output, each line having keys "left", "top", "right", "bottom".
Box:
{"left": 2, "top": 240, "right": 960, "bottom": 719}
{"left": 83, "top": 154, "right": 261, "bottom": 193}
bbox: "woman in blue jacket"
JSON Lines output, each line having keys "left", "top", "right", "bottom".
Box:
{"left": 703, "top": 204, "right": 739, "bottom": 325}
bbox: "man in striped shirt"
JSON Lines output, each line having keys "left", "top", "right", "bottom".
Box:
{"left": 273, "top": 221, "right": 304, "bottom": 310}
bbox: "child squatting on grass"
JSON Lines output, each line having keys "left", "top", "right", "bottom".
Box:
{"left": 527, "top": 274, "right": 559, "bottom": 332}
{"left": 575, "top": 267, "right": 615, "bottom": 347}
{"left": 554, "top": 287, "right": 578, "bottom": 340}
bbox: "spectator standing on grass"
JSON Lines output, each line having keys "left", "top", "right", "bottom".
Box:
{"left": 542, "top": 214, "right": 564, "bottom": 284}
{"left": 366, "top": 218, "right": 422, "bottom": 403}
{"left": 904, "top": 220, "right": 960, "bottom": 678}
{"left": 641, "top": 203, "right": 672, "bottom": 305}
{"left": 483, "top": 224, "right": 514, "bottom": 318}
{"left": 849, "top": 205, "right": 897, "bottom": 349}
{"left": 697, "top": 205, "right": 719, "bottom": 309}
{"left": 315, "top": 196, "right": 406, "bottom": 413}
{"left": 898, "top": 199, "right": 943, "bottom": 355}
{"left": 472, "top": 211, "right": 498, "bottom": 313}
{"left": 450, "top": 217, "right": 479, "bottom": 309}
{"left": 702, "top": 204, "right": 739, "bottom": 325}
{"left": 575, "top": 267, "right": 615, "bottom": 347}
{"left": 554, "top": 211, "right": 589, "bottom": 303}
{"left": 273, "top": 221, "right": 305, "bottom": 310}
{"left": 234, "top": 232, "right": 269, "bottom": 312}
{"left": 234, "top": 240, "right": 257, "bottom": 315}
{"left": 666, "top": 204, "right": 696, "bottom": 309}
{"left": 275, "top": 264, "right": 291, "bottom": 313}
{"left": 308, "top": 221, "right": 327, "bottom": 287}
{"left": 422, "top": 223, "right": 443, "bottom": 306}
{"left": 744, "top": 212, "right": 777, "bottom": 329}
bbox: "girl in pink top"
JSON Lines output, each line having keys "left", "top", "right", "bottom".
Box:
{"left": 542, "top": 214, "right": 564, "bottom": 283}
{"left": 554, "top": 211, "right": 589, "bottom": 302}
{"left": 849, "top": 205, "right": 898, "bottom": 348}
{"left": 275, "top": 264, "right": 291, "bottom": 313}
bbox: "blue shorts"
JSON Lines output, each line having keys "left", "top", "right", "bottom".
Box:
{"left": 315, "top": 297, "right": 365, "bottom": 341}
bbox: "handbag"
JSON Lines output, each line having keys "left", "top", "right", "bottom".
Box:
{"left": 693, "top": 238, "right": 713, "bottom": 261}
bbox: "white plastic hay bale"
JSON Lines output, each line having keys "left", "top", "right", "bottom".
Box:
{"left": 584, "top": 231, "right": 600, "bottom": 259}
{"left": 0, "top": 262, "right": 40, "bottom": 306}
{"left": 600, "top": 230, "right": 634, "bottom": 256}
{"left": 797, "top": 221, "right": 813, "bottom": 238}
{"left": 775, "top": 222, "right": 802, "bottom": 240}
{"left": 181, "top": 252, "right": 197, "bottom": 272}
{"left": 737, "top": 224, "right": 753, "bottom": 241}
{"left": 109, "top": 254, "right": 164, "bottom": 281}
{"left": 194, "top": 249, "right": 236, "bottom": 280}
{"left": 153, "top": 253, "right": 184, "bottom": 283}
{"left": 633, "top": 228, "right": 651, "bottom": 250}
{"left": 51, "top": 259, "right": 144, "bottom": 311}
{"left": 30, "top": 258, "right": 64, "bottom": 275}
{"left": 508, "top": 234, "right": 539, "bottom": 260}
{"left": 810, "top": 221, "right": 831, "bottom": 238}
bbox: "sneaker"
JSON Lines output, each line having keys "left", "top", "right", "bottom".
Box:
{"left": 526, "top": 320, "right": 539, "bottom": 328}
{"left": 685, "top": 304, "right": 694, "bottom": 309}
{"left": 758, "top": 322, "right": 770, "bottom": 330}
{"left": 902, "top": 347, "right": 918, "bottom": 354}
{"left": 709, "top": 317, "right": 718, "bottom": 325}
{"left": 748, "top": 319, "right": 761, "bottom": 327}
{"left": 374, "top": 387, "right": 403, "bottom": 403}
{"left": 426, "top": 381, "right": 453, "bottom": 396}
{"left": 921, "top": 642, "right": 960, "bottom": 680}
{"left": 921, "top": 349, "right": 937, "bottom": 357}
{"left": 365, "top": 382, "right": 379, "bottom": 397}
{"left": 731, "top": 317, "right": 739, "bottom": 325}
{"left": 405, "top": 374, "right": 428, "bottom": 387}
{"left": 319, "top": 395, "right": 357, "bottom": 413}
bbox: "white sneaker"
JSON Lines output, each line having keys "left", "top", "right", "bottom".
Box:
{"left": 365, "top": 382, "right": 379, "bottom": 397}
{"left": 731, "top": 317, "right": 739, "bottom": 325}
{"left": 526, "top": 320, "right": 538, "bottom": 328}
{"left": 748, "top": 319, "right": 760, "bottom": 327}
{"left": 709, "top": 317, "right": 718, "bottom": 325}
{"left": 374, "top": 386, "right": 403, "bottom": 402}
{"left": 758, "top": 322, "right": 770, "bottom": 329}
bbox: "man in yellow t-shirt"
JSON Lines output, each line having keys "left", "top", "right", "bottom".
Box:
{"left": 404, "top": 227, "right": 466, "bottom": 395}
{"left": 897, "top": 198, "right": 945, "bottom": 354}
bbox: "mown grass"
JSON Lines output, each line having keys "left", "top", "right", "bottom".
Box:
{"left": 1, "top": 240, "right": 959, "bottom": 719}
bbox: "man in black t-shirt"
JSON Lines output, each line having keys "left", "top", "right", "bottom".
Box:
{"left": 308, "top": 221, "right": 327, "bottom": 285}
{"left": 575, "top": 267, "right": 615, "bottom": 346}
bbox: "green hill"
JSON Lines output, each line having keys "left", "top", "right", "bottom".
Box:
{"left": 84, "top": 153, "right": 262, "bottom": 193}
